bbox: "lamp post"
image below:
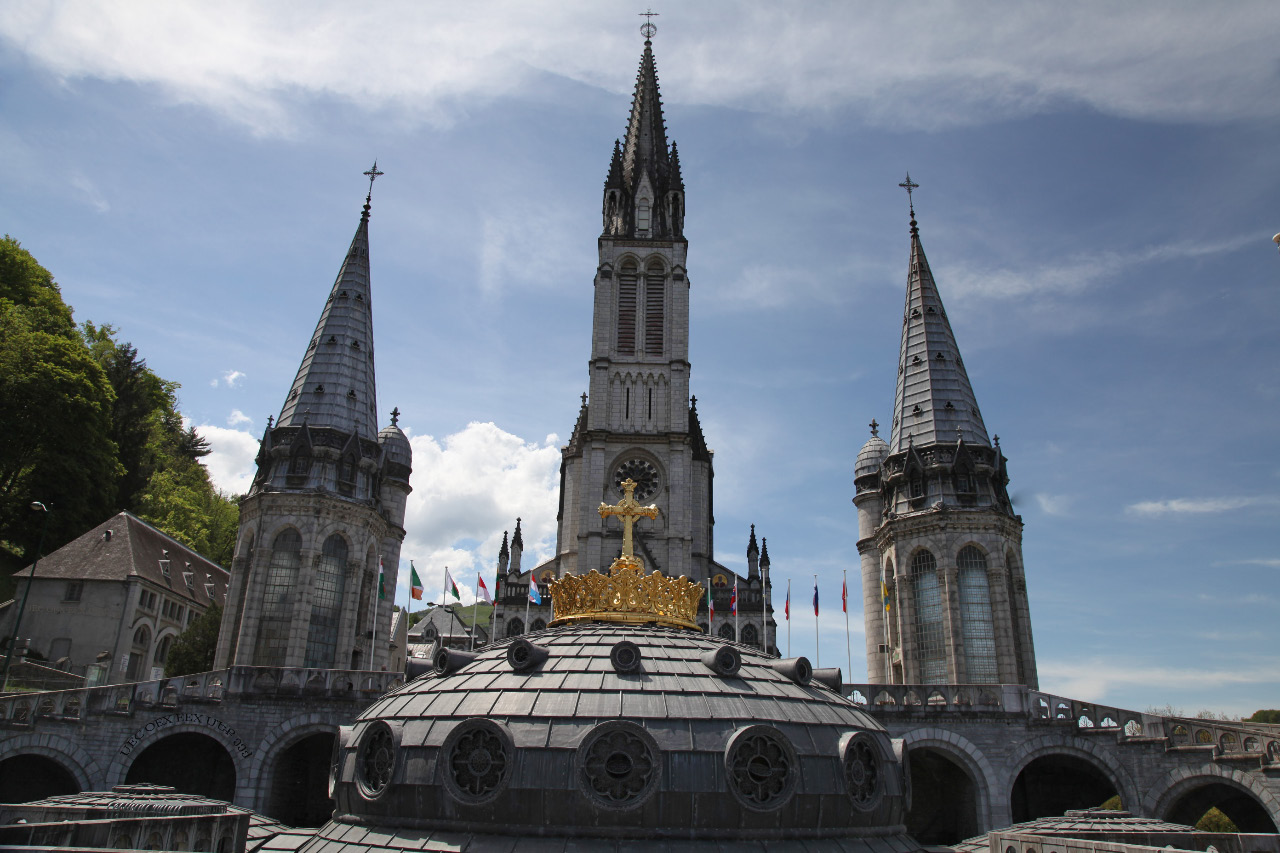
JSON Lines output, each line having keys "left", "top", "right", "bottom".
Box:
{"left": 1, "top": 501, "right": 51, "bottom": 692}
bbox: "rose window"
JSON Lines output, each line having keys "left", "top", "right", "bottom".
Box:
{"left": 614, "top": 458, "right": 660, "bottom": 502}
{"left": 843, "top": 734, "right": 882, "bottom": 809}
{"left": 443, "top": 721, "right": 513, "bottom": 804}
{"left": 358, "top": 723, "right": 394, "bottom": 797}
{"left": 726, "top": 726, "right": 796, "bottom": 811}
{"left": 579, "top": 722, "right": 660, "bottom": 809}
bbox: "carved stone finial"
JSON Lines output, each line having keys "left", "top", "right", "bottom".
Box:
{"left": 581, "top": 392, "right": 588, "bottom": 407}
{"left": 390, "top": 406, "right": 400, "bottom": 426}
{"left": 267, "top": 415, "right": 274, "bottom": 428}
{"left": 869, "top": 418, "right": 879, "bottom": 437}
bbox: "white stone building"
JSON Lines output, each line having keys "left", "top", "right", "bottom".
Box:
{"left": 0, "top": 511, "right": 229, "bottom": 684}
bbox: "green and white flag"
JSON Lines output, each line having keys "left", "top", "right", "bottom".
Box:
{"left": 444, "top": 567, "right": 461, "bottom": 601}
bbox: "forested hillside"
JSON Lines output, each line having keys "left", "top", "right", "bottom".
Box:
{"left": 0, "top": 236, "right": 238, "bottom": 598}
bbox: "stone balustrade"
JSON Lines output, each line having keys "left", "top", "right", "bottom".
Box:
{"left": 0, "top": 666, "right": 403, "bottom": 727}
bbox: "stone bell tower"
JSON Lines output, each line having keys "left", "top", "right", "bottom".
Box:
{"left": 549, "top": 27, "right": 715, "bottom": 585}
{"left": 215, "top": 168, "right": 411, "bottom": 673}
{"left": 854, "top": 178, "right": 1036, "bottom": 687}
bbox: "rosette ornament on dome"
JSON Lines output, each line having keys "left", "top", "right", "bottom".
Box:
{"left": 548, "top": 478, "right": 705, "bottom": 629}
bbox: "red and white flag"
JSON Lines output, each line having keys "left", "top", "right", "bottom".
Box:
{"left": 478, "top": 574, "right": 494, "bottom": 604}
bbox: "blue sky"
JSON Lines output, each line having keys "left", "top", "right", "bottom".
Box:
{"left": 2, "top": 2, "right": 1278, "bottom": 716}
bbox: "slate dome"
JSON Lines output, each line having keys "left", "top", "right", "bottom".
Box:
{"left": 855, "top": 434, "right": 890, "bottom": 479}
{"left": 376, "top": 423, "right": 411, "bottom": 468}
{"left": 306, "top": 623, "right": 921, "bottom": 852}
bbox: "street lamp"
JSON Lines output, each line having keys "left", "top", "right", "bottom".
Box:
{"left": 1, "top": 502, "right": 50, "bottom": 692}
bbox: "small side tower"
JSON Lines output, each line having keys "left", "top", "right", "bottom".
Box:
{"left": 215, "top": 169, "right": 411, "bottom": 672}
{"left": 856, "top": 178, "right": 1036, "bottom": 687}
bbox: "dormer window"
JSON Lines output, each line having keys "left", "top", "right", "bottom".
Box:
{"left": 956, "top": 472, "right": 976, "bottom": 494}
{"left": 183, "top": 571, "right": 195, "bottom": 590}
{"left": 158, "top": 559, "right": 171, "bottom": 580}
{"left": 290, "top": 453, "right": 311, "bottom": 477}
{"left": 911, "top": 478, "right": 925, "bottom": 499}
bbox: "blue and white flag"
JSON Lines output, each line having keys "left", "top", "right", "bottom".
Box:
{"left": 528, "top": 577, "right": 542, "bottom": 604}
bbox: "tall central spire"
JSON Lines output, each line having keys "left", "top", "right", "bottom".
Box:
{"left": 602, "top": 29, "right": 684, "bottom": 240}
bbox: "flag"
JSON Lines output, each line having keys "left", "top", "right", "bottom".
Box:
{"left": 842, "top": 578, "right": 847, "bottom": 613}
{"left": 444, "top": 567, "right": 461, "bottom": 601}
{"left": 409, "top": 561, "right": 423, "bottom": 601}
{"left": 882, "top": 581, "right": 891, "bottom": 612}
{"left": 528, "top": 576, "right": 542, "bottom": 604}
{"left": 813, "top": 584, "right": 819, "bottom": 616}
{"left": 730, "top": 578, "right": 738, "bottom": 616}
{"left": 378, "top": 556, "right": 386, "bottom": 600}
{"left": 478, "top": 574, "right": 493, "bottom": 604}
{"left": 707, "top": 584, "right": 714, "bottom": 624}
{"left": 784, "top": 588, "right": 790, "bottom": 621}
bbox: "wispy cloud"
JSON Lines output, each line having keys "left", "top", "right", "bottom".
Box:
{"left": 1040, "top": 658, "right": 1280, "bottom": 706}
{"left": 1034, "top": 493, "right": 1073, "bottom": 517}
{"left": 1126, "top": 496, "right": 1280, "bottom": 516}
{"left": 4, "top": 3, "right": 1279, "bottom": 137}
{"left": 68, "top": 172, "right": 109, "bottom": 213}
{"left": 212, "top": 369, "right": 245, "bottom": 388}
{"left": 1212, "top": 558, "right": 1280, "bottom": 569}
{"left": 226, "top": 409, "right": 251, "bottom": 427}
{"left": 948, "top": 235, "right": 1255, "bottom": 302}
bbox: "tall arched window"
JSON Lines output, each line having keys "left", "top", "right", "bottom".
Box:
{"left": 741, "top": 623, "right": 759, "bottom": 649}
{"left": 1006, "top": 549, "right": 1027, "bottom": 684}
{"left": 127, "top": 624, "right": 152, "bottom": 681}
{"left": 254, "top": 529, "right": 302, "bottom": 666}
{"left": 957, "top": 545, "right": 997, "bottom": 683}
{"left": 617, "top": 260, "right": 638, "bottom": 355}
{"left": 718, "top": 622, "right": 736, "bottom": 641}
{"left": 910, "top": 549, "right": 946, "bottom": 684}
{"left": 506, "top": 617, "right": 524, "bottom": 638}
{"left": 305, "top": 534, "right": 348, "bottom": 669}
{"left": 644, "top": 259, "right": 664, "bottom": 355}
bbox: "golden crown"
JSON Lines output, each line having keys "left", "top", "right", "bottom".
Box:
{"left": 548, "top": 555, "right": 704, "bottom": 630}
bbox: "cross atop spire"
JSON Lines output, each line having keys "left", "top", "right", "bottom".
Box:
{"left": 364, "top": 161, "right": 383, "bottom": 200}
{"left": 869, "top": 418, "right": 879, "bottom": 437}
{"left": 639, "top": 8, "right": 658, "bottom": 40}
{"left": 899, "top": 172, "right": 919, "bottom": 224}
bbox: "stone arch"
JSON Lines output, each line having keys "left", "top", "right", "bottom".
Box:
{"left": 1145, "top": 763, "right": 1280, "bottom": 833}
{"left": 718, "top": 622, "right": 736, "bottom": 641}
{"left": 0, "top": 732, "right": 100, "bottom": 794}
{"left": 251, "top": 716, "right": 342, "bottom": 824}
{"left": 152, "top": 628, "right": 182, "bottom": 672}
{"left": 107, "top": 719, "right": 253, "bottom": 804}
{"left": 899, "top": 728, "right": 999, "bottom": 841}
{"left": 1006, "top": 734, "right": 1137, "bottom": 823}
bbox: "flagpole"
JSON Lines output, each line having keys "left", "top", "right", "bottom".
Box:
{"left": 470, "top": 575, "right": 479, "bottom": 651}
{"left": 705, "top": 578, "right": 711, "bottom": 633}
{"left": 734, "top": 578, "right": 740, "bottom": 643}
{"left": 369, "top": 555, "right": 381, "bottom": 671}
{"left": 844, "top": 568, "right": 852, "bottom": 685}
{"left": 523, "top": 573, "right": 532, "bottom": 635}
{"left": 882, "top": 567, "right": 892, "bottom": 683}
{"left": 813, "top": 573, "right": 819, "bottom": 668}
{"left": 787, "top": 578, "right": 791, "bottom": 658}
{"left": 490, "top": 571, "right": 500, "bottom": 642}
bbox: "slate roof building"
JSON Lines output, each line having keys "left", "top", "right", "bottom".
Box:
{"left": 853, "top": 189, "right": 1037, "bottom": 687}
{"left": 491, "top": 29, "right": 777, "bottom": 654}
{"left": 214, "top": 177, "right": 412, "bottom": 674}
{"left": 0, "top": 511, "right": 229, "bottom": 684}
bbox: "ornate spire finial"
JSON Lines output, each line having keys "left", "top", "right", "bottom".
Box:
{"left": 690, "top": 395, "right": 697, "bottom": 409}
{"left": 390, "top": 406, "right": 400, "bottom": 426}
{"left": 899, "top": 172, "right": 919, "bottom": 226}
{"left": 363, "top": 161, "right": 384, "bottom": 202}
{"left": 639, "top": 8, "right": 658, "bottom": 40}
{"left": 869, "top": 418, "right": 879, "bottom": 437}
{"left": 267, "top": 415, "right": 274, "bottom": 429}
{"left": 581, "top": 391, "right": 588, "bottom": 407}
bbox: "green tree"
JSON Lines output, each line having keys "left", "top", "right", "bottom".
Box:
{"left": 1246, "top": 709, "right": 1280, "bottom": 724}
{"left": 0, "top": 239, "right": 121, "bottom": 561}
{"left": 164, "top": 603, "right": 222, "bottom": 677}
{"left": 1196, "top": 807, "right": 1238, "bottom": 832}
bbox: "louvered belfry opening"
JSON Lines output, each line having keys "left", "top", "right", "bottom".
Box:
{"left": 617, "top": 261, "right": 638, "bottom": 355}
{"left": 644, "top": 260, "right": 664, "bottom": 355}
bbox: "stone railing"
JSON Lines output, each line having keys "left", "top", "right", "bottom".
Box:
{"left": 0, "top": 666, "right": 403, "bottom": 726}
{"left": 1162, "top": 717, "right": 1280, "bottom": 760}
{"left": 842, "top": 682, "right": 1022, "bottom": 712}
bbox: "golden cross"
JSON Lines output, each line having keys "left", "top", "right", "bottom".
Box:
{"left": 599, "top": 478, "right": 659, "bottom": 559}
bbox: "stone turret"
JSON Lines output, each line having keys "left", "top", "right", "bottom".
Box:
{"left": 216, "top": 175, "right": 411, "bottom": 673}
{"left": 747, "top": 524, "right": 760, "bottom": 580}
{"left": 856, "top": 190, "right": 1035, "bottom": 688}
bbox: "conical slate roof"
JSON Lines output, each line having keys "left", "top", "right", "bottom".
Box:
{"left": 276, "top": 199, "right": 379, "bottom": 437}
{"left": 889, "top": 214, "right": 990, "bottom": 452}
{"left": 620, "top": 38, "right": 671, "bottom": 194}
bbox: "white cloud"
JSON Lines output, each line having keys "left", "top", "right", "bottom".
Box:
{"left": 3, "top": 2, "right": 1279, "bottom": 137}
{"left": 400, "top": 421, "right": 560, "bottom": 604}
{"left": 1126, "top": 496, "right": 1280, "bottom": 516}
{"left": 948, "top": 235, "right": 1255, "bottom": 303}
{"left": 227, "top": 409, "right": 252, "bottom": 427}
{"left": 197, "top": 424, "right": 259, "bottom": 495}
{"left": 223, "top": 370, "right": 245, "bottom": 388}
{"left": 1034, "top": 493, "right": 1072, "bottom": 517}
{"left": 1040, "top": 658, "right": 1280, "bottom": 707}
